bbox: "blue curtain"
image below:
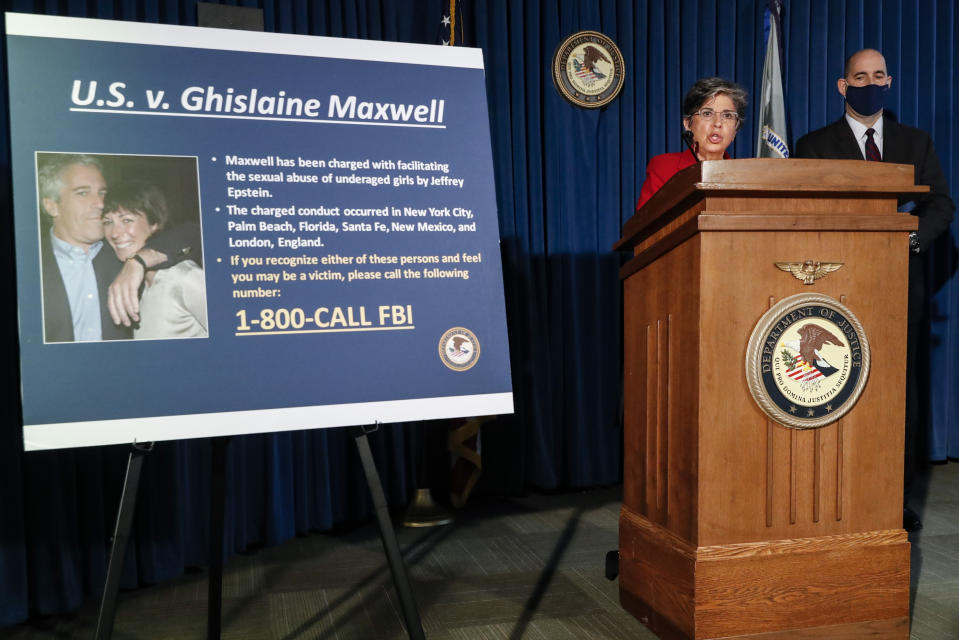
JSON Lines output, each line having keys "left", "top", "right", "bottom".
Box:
{"left": 1, "top": 0, "right": 957, "bottom": 628}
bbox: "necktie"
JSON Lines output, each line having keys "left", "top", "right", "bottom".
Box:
{"left": 865, "top": 128, "right": 881, "bottom": 161}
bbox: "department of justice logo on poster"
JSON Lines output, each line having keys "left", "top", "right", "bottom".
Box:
{"left": 552, "top": 30, "right": 624, "bottom": 108}
{"left": 439, "top": 327, "right": 480, "bottom": 371}
{"left": 745, "top": 294, "right": 870, "bottom": 429}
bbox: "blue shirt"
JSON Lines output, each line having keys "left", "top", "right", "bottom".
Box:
{"left": 50, "top": 230, "right": 103, "bottom": 342}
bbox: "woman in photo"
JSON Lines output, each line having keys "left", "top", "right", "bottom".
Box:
{"left": 101, "top": 180, "right": 208, "bottom": 339}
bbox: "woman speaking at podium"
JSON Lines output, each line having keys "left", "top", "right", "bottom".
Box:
{"left": 635, "top": 77, "right": 747, "bottom": 210}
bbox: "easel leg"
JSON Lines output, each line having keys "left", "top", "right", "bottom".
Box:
{"left": 95, "top": 442, "right": 153, "bottom": 640}
{"left": 207, "top": 436, "right": 231, "bottom": 640}
{"left": 351, "top": 424, "right": 426, "bottom": 640}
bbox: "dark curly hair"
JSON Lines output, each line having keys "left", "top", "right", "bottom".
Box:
{"left": 682, "top": 77, "right": 748, "bottom": 129}
{"left": 102, "top": 180, "right": 169, "bottom": 230}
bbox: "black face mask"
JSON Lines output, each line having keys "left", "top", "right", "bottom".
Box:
{"left": 844, "top": 83, "right": 890, "bottom": 116}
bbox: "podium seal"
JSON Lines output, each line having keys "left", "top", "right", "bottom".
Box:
{"left": 439, "top": 327, "right": 480, "bottom": 372}
{"left": 745, "top": 294, "right": 870, "bottom": 429}
{"left": 552, "top": 30, "right": 624, "bottom": 108}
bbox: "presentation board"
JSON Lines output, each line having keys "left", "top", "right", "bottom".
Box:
{"left": 6, "top": 13, "right": 513, "bottom": 451}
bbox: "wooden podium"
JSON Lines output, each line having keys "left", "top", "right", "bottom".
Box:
{"left": 615, "top": 159, "right": 924, "bottom": 640}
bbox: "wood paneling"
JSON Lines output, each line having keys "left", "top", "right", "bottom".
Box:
{"left": 619, "top": 160, "right": 912, "bottom": 639}
{"left": 696, "top": 532, "right": 909, "bottom": 638}
{"left": 697, "top": 213, "right": 918, "bottom": 230}
{"left": 623, "top": 235, "right": 701, "bottom": 540}
{"left": 621, "top": 507, "right": 909, "bottom": 639}
{"left": 620, "top": 507, "right": 696, "bottom": 637}
{"left": 724, "top": 617, "right": 908, "bottom": 639}
{"left": 696, "top": 230, "right": 907, "bottom": 544}
{"left": 616, "top": 159, "right": 925, "bottom": 250}
{"left": 698, "top": 158, "right": 919, "bottom": 190}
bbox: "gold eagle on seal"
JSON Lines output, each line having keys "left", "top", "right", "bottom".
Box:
{"left": 775, "top": 260, "right": 844, "bottom": 285}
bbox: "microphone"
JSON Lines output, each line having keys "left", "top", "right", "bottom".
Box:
{"left": 682, "top": 129, "right": 701, "bottom": 163}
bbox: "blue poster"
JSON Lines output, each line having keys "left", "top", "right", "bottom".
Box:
{"left": 5, "top": 13, "right": 512, "bottom": 450}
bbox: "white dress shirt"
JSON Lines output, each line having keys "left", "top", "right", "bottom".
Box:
{"left": 845, "top": 113, "right": 884, "bottom": 160}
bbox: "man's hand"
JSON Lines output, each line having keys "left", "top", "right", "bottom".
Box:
{"left": 107, "top": 248, "right": 166, "bottom": 326}
{"left": 108, "top": 259, "right": 144, "bottom": 327}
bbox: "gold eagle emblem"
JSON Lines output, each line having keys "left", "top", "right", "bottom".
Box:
{"left": 775, "top": 260, "right": 844, "bottom": 285}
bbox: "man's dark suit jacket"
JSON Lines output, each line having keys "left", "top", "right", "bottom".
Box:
{"left": 41, "top": 230, "right": 131, "bottom": 342}
{"left": 40, "top": 224, "right": 201, "bottom": 342}
{"left": 794, "top": 115, "right": 955, "bottom": 323}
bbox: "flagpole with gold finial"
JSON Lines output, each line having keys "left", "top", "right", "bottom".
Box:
{"left": 448, "top": 0, "right": 456, "bottom": 46}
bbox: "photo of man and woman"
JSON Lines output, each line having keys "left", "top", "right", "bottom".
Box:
{"left": 36, "top": 152, "right": 206, "bottom": 343}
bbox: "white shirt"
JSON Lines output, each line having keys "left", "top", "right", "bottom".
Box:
{"left": 845, "top": 112, "right": 884, "bottom": 160}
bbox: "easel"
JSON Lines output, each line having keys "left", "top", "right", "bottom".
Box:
{"left": 94, "top": 424, "right": 426, "bottom": 640}
{"left": 94, "top": 441, "right": 153, "bottom": 640}
{"left": 350, "top": 423, "right": 426, "bottom": 640}
{"left": 206, "top": 436, "right": 231, "bottom": 640}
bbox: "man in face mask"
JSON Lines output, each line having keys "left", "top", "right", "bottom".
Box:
{"left": 796, "top": 48, "right": 955, "bottom": 533}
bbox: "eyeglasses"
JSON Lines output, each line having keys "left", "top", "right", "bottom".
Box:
{"left": 691, "top": 108, "right": 741, "bottom": 124}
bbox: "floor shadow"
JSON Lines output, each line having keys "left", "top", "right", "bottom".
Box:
{"left": 508, "top": 506, "right": 583, "bottom": 640}
{"left": 270, "top": 524, "right": 453, "bottom": 640}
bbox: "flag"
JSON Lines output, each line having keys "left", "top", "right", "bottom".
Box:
{"left": 438, "top": 0, "right": 484, "bottom": 508}
{"left": 788, "top": 355, "right": 824, "bottom": 382}
{"left": 438, "top": 0, "right": 467, "bottom": 46}
{"left": 786, "top": 352, "right": 841, "bottom": 382}
{"left": 756, "top": 0, "right": 789, "bottom": 158}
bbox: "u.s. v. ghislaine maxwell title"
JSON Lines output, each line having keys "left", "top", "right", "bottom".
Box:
{"left": 70, "top": 80, "right": 446, "bottom": 125}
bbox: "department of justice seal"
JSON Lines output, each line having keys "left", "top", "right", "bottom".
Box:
{"left": 745, "top": 294, "right": 870, "bottom": 429}
{"left": 552, "top": 30, "right": 625, "bottom": 108}
{"left": 439, "top": 327, "right": 480, "bottom": 372}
